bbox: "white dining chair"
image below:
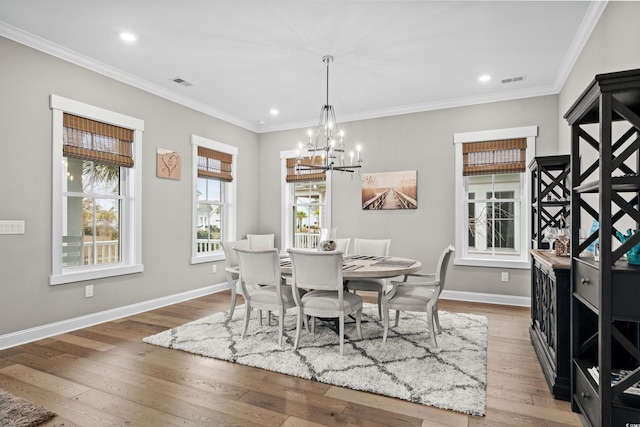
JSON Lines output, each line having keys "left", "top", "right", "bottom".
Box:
{"left": 220, "top": 239, "right": 249, "bottom": 318}
{"left": 382, "top": 245, "right": 455, "bottom": 347}
{"left": 345, "top": 238, "right": 391, "bottom": 319}
{"left": 335, "top": 238, "right": 351, "bottom": 254}
{"left": 247, "top": 233, "right": 275, "bottom": 249}
{"left": 234, "top": 247, "right": 295, "bottom": 346}
{"left": 288, "top": 249, "right": 363, "bottom": 356}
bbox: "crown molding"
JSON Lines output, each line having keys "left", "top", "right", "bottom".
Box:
{"left": 0, "top": 21, "right": 258, "bottom": 132}
{"left": 553, "top": 1, "right": 608, "bottom": 92}
{"left": 258, "top": 84, "right": 559, "bottom": 133}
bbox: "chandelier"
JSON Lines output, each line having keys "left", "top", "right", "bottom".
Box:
{"left": 296, "top": 55, "right": 363, "bottom": 174}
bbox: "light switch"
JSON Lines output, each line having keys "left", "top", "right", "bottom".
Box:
{"left": 0, "top": 220, "right": 25, "bottom": 235}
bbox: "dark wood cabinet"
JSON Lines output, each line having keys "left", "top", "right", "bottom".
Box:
{"left": 565, "top": 68, "right": 640, "bottom": 427}
{"left": 529, "top": 155, "right": 571, "bottom": 250}
{"left": 529, "top": 249, "right": 571, "bottom": 401}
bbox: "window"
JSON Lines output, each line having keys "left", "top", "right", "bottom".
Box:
{"left": 50, "top": 95, "right": 144, "bottom": 285}
{"left": 191, "top": 135, "right": 237, "bottom": 263}
{"left": 280, "top": 151, "right": 332, "bottom": 250}
{"left": 454, "top": 126, "right": 537, "bottom": 269}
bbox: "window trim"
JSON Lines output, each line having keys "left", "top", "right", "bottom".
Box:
{"left": 453, "top": 126, "right": 537, "bottom": 270}
{"left": 50, "top": 94, "right": 144, "bottom": 285}
{"left": 190, "top": 135, "right": 238, "bottom": 264}
{"left": 280, "top": 149, "right": 332, "bottom": 251}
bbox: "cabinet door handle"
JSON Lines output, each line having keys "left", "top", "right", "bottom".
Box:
{"left": 580, "top": 391, "right": 589, "bottom": 399}
{"left": 581, "top": 278, "right": 590, "bottom": 285}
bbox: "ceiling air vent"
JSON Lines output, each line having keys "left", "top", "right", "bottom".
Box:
{"left": 501, "top": 75, "right": 526, "bottom": 84}
{"left": 170, "top": 77, "right": 193, "bottom": 87}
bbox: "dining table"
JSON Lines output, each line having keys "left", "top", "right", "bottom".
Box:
{"left": 227, "top": 252, "right": 422, "bottom": 282}
{"left": 278, "top": 253, "right": 422, "bottom": 279}
{"left": 227, "top": 252, "right": 422, "bottom": 333}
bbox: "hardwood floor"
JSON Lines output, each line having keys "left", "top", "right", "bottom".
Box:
{"left": 0, "top": 292, "right": 580, "bottom": 426}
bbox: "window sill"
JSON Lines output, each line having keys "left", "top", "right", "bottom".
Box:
{"left": 50, "top": 264, "right": 144, "bottom": 285}
{"left": 191, "top": 253, "right": 225, "bottom": 264}
{"left": 454, "top": 257, "right": 530, "bottom": 270}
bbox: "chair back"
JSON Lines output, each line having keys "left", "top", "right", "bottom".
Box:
{"left": 221, "top": 239, "right": 249, "bottom": 270}
{"left": 434, "top": 245, "right": 455, "bottom": 296}
{"left": 352, "top": 238, "right": 391, "bottom": 256}
{"left": 234, "top": 247, "right": 281, "bottom": 288}
{"left": 335, "top": 238, "right": 351, "bottom": 254}
{"left": 288, "top": 249, "right": 344, "bottom": 293}
{"left": 247, "top": 233, "right": 275, "bottom": 249}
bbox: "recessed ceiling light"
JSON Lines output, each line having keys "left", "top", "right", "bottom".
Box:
{"left": 478, "top": 74, "right": 492, "bottom": 83}
{"left": 120, "top": 32, "right": 137, "bottom": 42}
{"left": 269, "top": 109, "right": 279, "bottom": 116}
{"left": 258, "top": 120, "right": 266, "bottom": 125}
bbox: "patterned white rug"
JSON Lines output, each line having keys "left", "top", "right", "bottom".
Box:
{"left": 143, "top": 303, "right": 487, "bottom": 416}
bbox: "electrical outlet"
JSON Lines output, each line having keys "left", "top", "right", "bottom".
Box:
{"left": 501, "top": 272, "right": 509, "bottom": 282}
{"left": 85, "top": 284, "right": 94, "bottom": 298}
{"left": 212, "top": 265, "right": 217, "bottom": 274}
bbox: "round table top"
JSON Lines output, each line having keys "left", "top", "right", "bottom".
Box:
{"left": 279, "top": 254, "right": 422, "bottom": 279}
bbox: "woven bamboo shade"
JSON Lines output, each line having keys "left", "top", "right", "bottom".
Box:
{"left": 63, "top": 113, "right": 134, "bottom": 168}
{"left": 197, "top": 146, "right": 233, "bottom": 182}
{"left": 285, "top": 156, "right": 327, "bottom": 183}
{"left": 462, "top": 138, "right": 527, "bottom": 176}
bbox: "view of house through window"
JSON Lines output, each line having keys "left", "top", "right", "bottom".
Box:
{"left": 197, "top": 177, "right": 223, "bottom": 253}
{"left": 63, "top": 158, "right": 122, "bottom": 267}
{"left": 466, "top": 173, "right": 520, "bottom": 255}
{"left": 292, "top": 181, "right": 327, "bottom": 249}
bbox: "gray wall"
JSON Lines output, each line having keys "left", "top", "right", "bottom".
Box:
{"left": 558, "top": 1, "right": 640, "bottom": 150}
{"left": 0, "top": 36, "right": 259, "bottom": 335}
{"left": 258, "top": 95, "right": 560, "bottom": 299}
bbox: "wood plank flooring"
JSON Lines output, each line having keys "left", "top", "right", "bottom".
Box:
{"left": 0, "top": 292, "right": 581, "bottom": 426}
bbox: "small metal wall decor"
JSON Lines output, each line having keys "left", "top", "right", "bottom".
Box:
{"left": 156, "top": 148, "right": 181, "bottom": 180}
{"left": 362, "top": 170, "right": 417, "bottom": 210}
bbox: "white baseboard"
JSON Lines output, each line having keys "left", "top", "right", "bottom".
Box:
{"left": 441, "top": 290, "right": 531, "bottom": 307}
{"left": 0, "top": 282, "right": 230, "bottom": 350}
{"left": 0, "top": 285, "right": 528, "bottom": 350}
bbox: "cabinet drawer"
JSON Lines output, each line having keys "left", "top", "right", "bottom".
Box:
{"left": 575, "top": 366, "right": 600, "bottom": 426}
{"left": 575, "top": 261, "right": 599, "bottom": 310}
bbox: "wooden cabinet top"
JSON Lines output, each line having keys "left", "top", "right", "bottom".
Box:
{"left": 529, "top": 249, "right": 571, "bottom": 270}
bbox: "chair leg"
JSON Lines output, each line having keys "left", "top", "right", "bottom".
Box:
{"left": 278, "top": 309, "right": 285, "bottom": 347}
{"left": 434, "top": 307, "right": 441, "bottom": 333}
{"left": 377, "top": 290, "right": 383, "bottom": 320}
{"left": 242, "top": 304, "right": 251, "bottom": 339}
{"left": 427, "top": 306, "right": 438, "bottom": 347}
{"left": 355, "top": 308, "right": 363, "bottom": 339}
{"left": 229, "top": 282, "right": 237, "bottom": 318}
{"left": 294, "top": 309, "right": 303, "bottom": 350}
{"left": 394, "top": 309, "right": 400, "bottom": 327}
{"left": 382, "top": 304, "right": 390, "bottom": 343}
{"left": 258, "top": 309, "right": 263, "bottom": 326}
{"left": 339, "top": 315, "right": 345, "bottom": 356}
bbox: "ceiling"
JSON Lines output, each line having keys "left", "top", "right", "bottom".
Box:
{"left": 0, "top": 1, "right": 604, "bottom": 133}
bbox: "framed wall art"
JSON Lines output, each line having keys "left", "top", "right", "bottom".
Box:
{"left": 362, "top": 170, "right": 417, "bottom": 210}
{"left": 156, "top": 148, "right": 181, "bottom": 180}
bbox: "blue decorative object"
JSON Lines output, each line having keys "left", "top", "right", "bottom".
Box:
{"left": 588, "top": 220, "right": 599, "bottom": 254}
{"left": 616, "top": 229, "right": 640, "bottom": 265}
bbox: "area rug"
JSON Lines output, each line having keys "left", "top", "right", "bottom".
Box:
{"left": 143, "top": 303, "right": 487, "bottom": 416}
{"left": 0, "top": 388, "right": 56, "bottom": 427}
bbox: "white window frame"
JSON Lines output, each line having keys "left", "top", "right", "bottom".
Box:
{"left": 453, "top": 126, "right": 537, "bottom": 270}
{"left": 190, "top": 135, "right": 237, "bottom": 264}
{"left": 280, "top": 149, "right": 332, "bottom": 252}
{"left": 50, "top": 95, "right": 144, "bottom": 285}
